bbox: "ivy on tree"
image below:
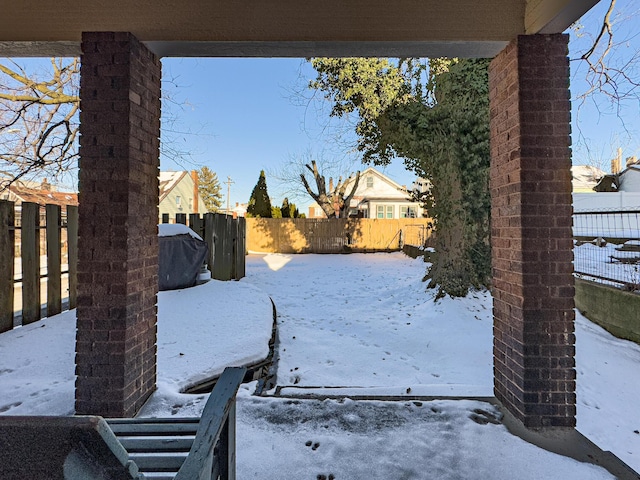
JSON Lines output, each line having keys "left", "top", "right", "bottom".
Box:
{"left": 197, "top": 166, "right": 223, "bottom": 212}
{"left": 247, "top": 170, "right": 273, "bottom": 218}
{"left": 310, "top": 58, "right": 491, "bottom": 298}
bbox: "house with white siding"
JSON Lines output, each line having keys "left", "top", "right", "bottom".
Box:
{"left": 308, "top": 167, "right": 424, "bottom": 219}
{"left": 159, "top": 171, "right": 207, "bottom": 222}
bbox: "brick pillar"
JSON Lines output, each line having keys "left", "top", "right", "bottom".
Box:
{"left": 76, "top": 32, "right": 161, "bottom": 417}
{"left": 489, "top": 34, "right": 576, "bottom": 429}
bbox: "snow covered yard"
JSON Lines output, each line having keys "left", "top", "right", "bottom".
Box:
{"left": 247, "top": 253, "right": 494, "bottom": 396}
{"left": 0, "top": 251, "right": 638, "bottom": 478}
{"left": 0, "top": 279, "right": 273, "bottom": 416}
{"left": 237, "top": 253, "right": 640, "bottom": 477}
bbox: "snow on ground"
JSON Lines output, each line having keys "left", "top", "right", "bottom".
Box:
{"left": 0, "top": 279, "right": 273, "bottom": 415}
{"left": 0, "top": 252, "right": 638, "bottom": 478}
{"left": 574, "top": 241, "right": 640, "bottom": 286}
{"left": 247, "top": 253, "right": 493, "bottom": 397}
{"left": 576, "top": 313, "right": 640, "bottom": 469}
{"left": 235, "top": 389, "right": 613, "bottom": 480}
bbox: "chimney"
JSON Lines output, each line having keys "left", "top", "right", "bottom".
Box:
{"left": 612, "top": 148, "right": 622, "bottom": 174}
{"left": 191, "top": 170, "right": 199, "bottom": 213}
{"left": 40, "top": 178, "right": 50, "bottom": 190}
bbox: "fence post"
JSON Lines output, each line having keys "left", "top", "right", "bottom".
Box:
{"left": 203, "top": 213, "right": 215, "bottom": 275}
{"left": 46, "top": 204, "right": 62, "bottom": 317}
{"left": 0, "top": 200, "right": 15, "bottom": 333}
{"left": 161, "top": 213, "right": 169, "bottom": 224}
{"left": 234, "top": 217, "right": 246, "bottom": 280}
{"left": 21, "top": 203, "right": 40, "bottom": 324}
{"left": 189, "top": 213, "right": 203, "bottom": 239}
{"left": 67, "top": 205, "right": 78, "bottom": 310}
{"left": 213, "top": 214, "right": 231, "bottom": 280}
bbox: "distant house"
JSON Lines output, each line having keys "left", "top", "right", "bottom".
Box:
{"left": 308, "top": 167, "right": 424, "bottom": 219}
{"left": 159, "top": 171, "right": 207, "bottom": 222}
{"left": 571, "top": 165, "right": 605, "bottom": 193}
{"left": 573, "top": 160, "right": 640, "bottom": 211}
{"left": 618, "top": 164, "right": 640, "bottom": 192}
{"left": 230, "top": 202, "right": 248, "bottom": 218}
{"left": 307, "top": 202, "right": 325, "bottom": 219}
{"left": 0, "top": 178, "right": 78, "bottom": 209}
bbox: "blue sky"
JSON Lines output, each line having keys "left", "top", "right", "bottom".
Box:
{"left": 159, "top": 57, "right": 415, "bottom": 211}
{"left": 567, "top": 0, "right": 640, "bottom": 172}
{"left": 6, "top": 0, "right": 639, "bottom": 210}
{"left": 159, "top": 0, "right": 640, "bottom": 210}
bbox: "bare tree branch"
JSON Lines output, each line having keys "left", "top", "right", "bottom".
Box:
{"left": 572, "top": 0, "right": 640, "bottom": 106}
{"left": 299, "top": 159, "right": 360, "bottom": 218}
{"left": 1, "top": 58, "right": 203, "bottom": 191}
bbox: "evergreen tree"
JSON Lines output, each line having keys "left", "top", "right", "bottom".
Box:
{"left": 281, "top": 197, "right": 291, "bottom": 218}
{"left": 197, "top": 166, "right": 223, "bottom": 212}
{"left": 246, "top": 170, "right": 272, "bottom": 218}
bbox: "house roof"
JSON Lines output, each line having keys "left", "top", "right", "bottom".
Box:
{"left": 571, "top": 165, "right": 605, "bottom": 192}
{"left": 3, "top": 184, "right": 78, "bottom": 207}
{"left": 345, "top": 166, "right": 402, "bottom": 189}
{"left": 344, "top": 166, "right": 414, "bottom": 202}
{"left": 593, "top": 164, "right": 640, "bottom": 192}
{"left": 159, "top": 171, "right": 188, "bottom": 203}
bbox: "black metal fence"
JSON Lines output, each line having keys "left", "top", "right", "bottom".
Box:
{"left": 573, "top": 209, "right": 640, "bottom": 292}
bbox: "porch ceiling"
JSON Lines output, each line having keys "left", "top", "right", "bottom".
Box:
{"left": 0, "top": 0, "right": 598, "bottom": 58}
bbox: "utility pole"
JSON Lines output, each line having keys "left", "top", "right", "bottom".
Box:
{"left": 225, "top": 176, "right": 234, "bottom": 214}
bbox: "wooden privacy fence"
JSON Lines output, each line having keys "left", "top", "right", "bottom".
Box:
{"left": 0, "top": 199, "right": 77, "bottom": 333}
{"left": 0, "top": 202, "right": 245, "bottom": 333}
{"left": 246, "top": 217, "right": 433, "bottom": 254}
{"left": 161, "top": 212, "right": 246, "bottom": 282}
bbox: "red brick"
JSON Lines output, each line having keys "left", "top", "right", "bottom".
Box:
{"left": 76, "top": 32, "right": 160, "bottom": 418}
{"left": 490, "top": 34, "right": 575, "bottom": 429}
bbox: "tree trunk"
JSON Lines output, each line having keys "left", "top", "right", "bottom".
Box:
{"left": 424, "top": 160, "right": 471, "bottom": 298}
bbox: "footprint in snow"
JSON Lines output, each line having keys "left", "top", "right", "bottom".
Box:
{"left": 0, "top": 401, "right": 22, "bottom": 413}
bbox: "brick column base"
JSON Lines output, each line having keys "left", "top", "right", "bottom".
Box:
{"left": 489, "top": 34, "right": 576, "bottom": 428}
{"left": 76, "top": 32, "right": 161, "bottom": 417}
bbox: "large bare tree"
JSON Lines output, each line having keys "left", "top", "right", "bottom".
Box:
{"left": 0, "top": 57, "right": 197, "bottom": 191}
{"left": 0, "top": 58, "right": 79, "bottom": 188}
{"left": 300, "top": 159, "right": 361, "bottom": 218}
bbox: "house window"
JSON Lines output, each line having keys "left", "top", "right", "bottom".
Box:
{"left": 377, "top": 205, "right": 394, "bottom": 218}
{"left": 366, "top": 176, "right": 374, "bottom": 188}
{"left": 176, "top": 195, "right": 182, "bottom": 210}
{"left": 188, "top": 198, "right": 193, "bottom": 211}
{"left": 401, "top": 206, "right": 417, "bottom": 218}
